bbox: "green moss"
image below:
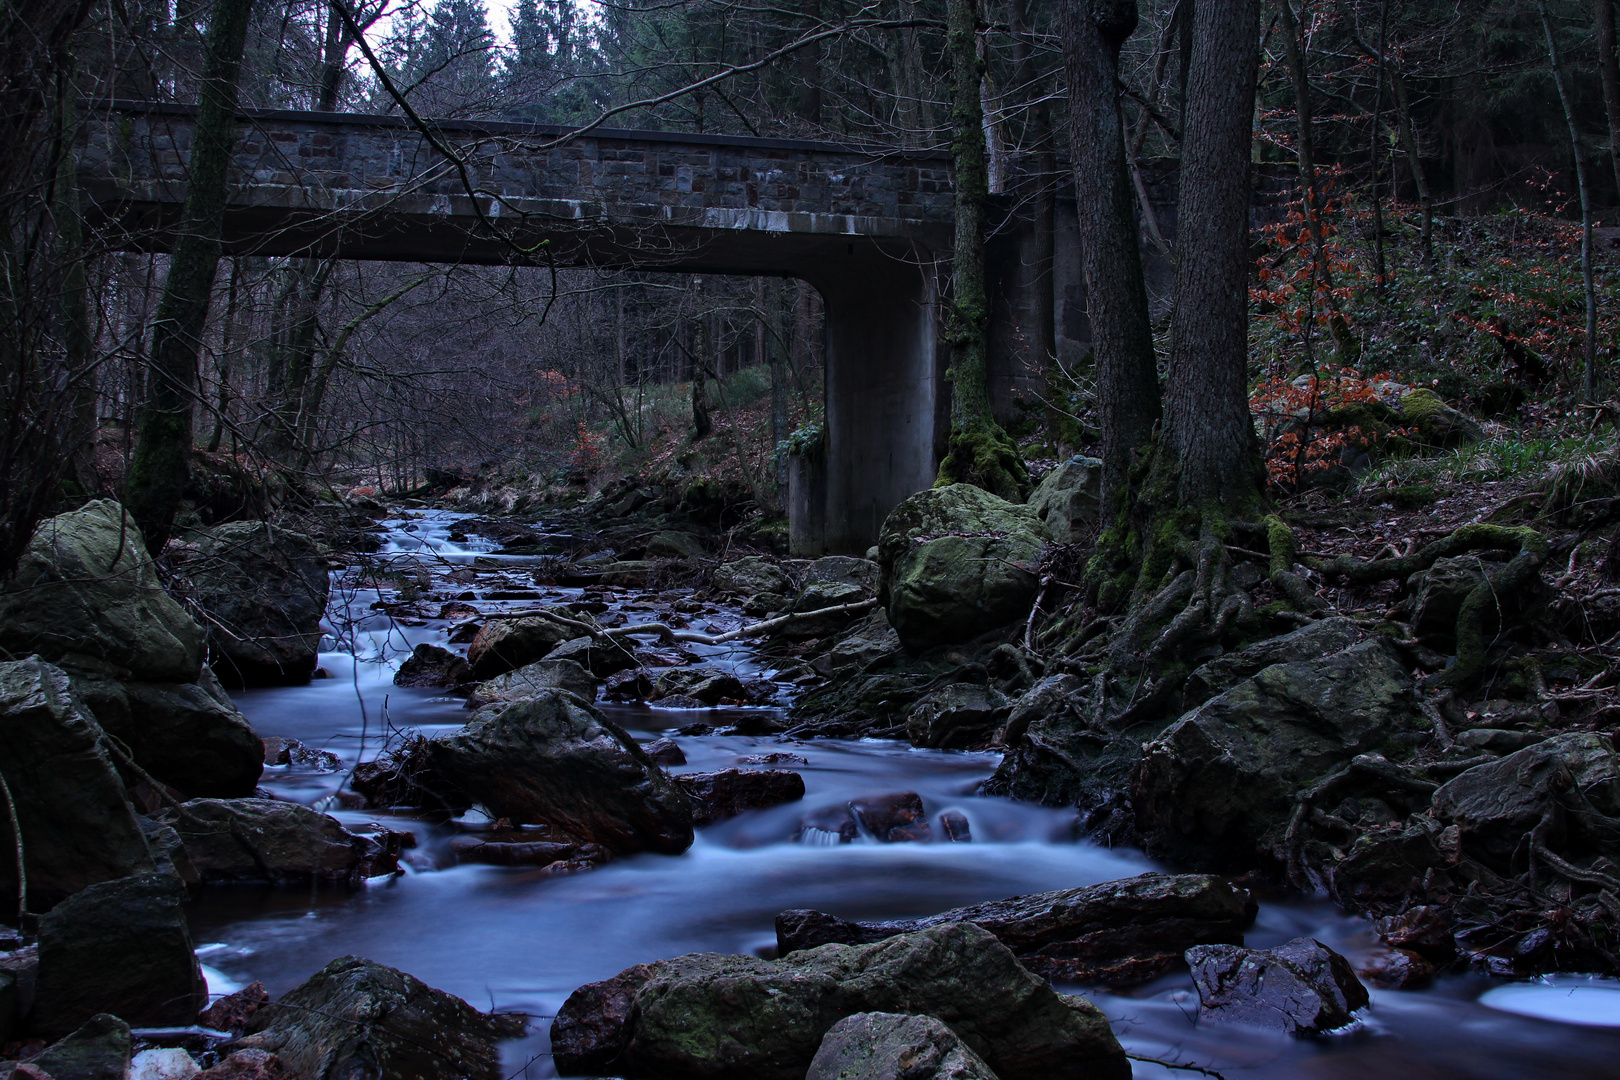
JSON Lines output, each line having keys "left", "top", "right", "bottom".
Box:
{"left": 1399, "top": 387, "right": 1448, "bottom": 421}
{"left": 1390, "top": 484, "right": 1436, "bottom": 510}
{"left": 934, "top": 423, "right": 1030, "bottom": 502}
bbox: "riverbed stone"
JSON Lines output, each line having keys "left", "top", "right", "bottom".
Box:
{"left": 776, "top": 873, "right": 1250, "bottom": 985}
{"left": 25, "top": 1013, "right": 133, "bottom": 1080}
{"left": 1134, "top": 640, "right": 1424, "bottom": 869}
{"left": 1185, "top": 937, "right": 1369, "bottom": 1035}
{"left": 877, "top": 485, "right": 1050, "bottom": 653}
{"left": 469, "top": 658, "right": 597, "bottom": 705}
{"left": 394, "top": 643, "right": 474, "bottom": 690}
{"left": 778, "top": 582, "right": 870, "bottom": 640}
{"left": 152, "top": 798, "right": 397, "bottom": 885}
{"left": 178, "top": 522, "right": 329, "bottom": 687}
{"left": 34, "top": 874, "right": 206, "bottom": 1037}
{"left": 980, "top": 675, "right": 1121, "bottom": 809}
{"left": 425, "top": 691, "right": 694, "bottom": 855}
{"left": 545, "top": 635, "right": 639, "bottom": 679}
{"left": 648, "top": 531, "right": 706, "bottom": 559}
{"left": 465, "top": 615, "right": 575, "bottom": 679}
{"left": 241, "top": 956, "right": 512, "bottom": 1080}
{"left": 70, "top": 671, "right": 263, "bottom": 798}
{"left": 804, "top": 556, "right": 881, "bottom": 593}
{"left": 0, "top": 659, "right": 156, "bottom": 916}
{"left": 552, "top": 921, "right": 1127, "bottom": 1080}
{"left": 672, "top": 769, "right": 806, "bottom": 826}
{"left": 1429, "top": 731, "right": 1620, "bottom": 873}
{"left": 713, "top": 556, "right": 792, "bottom": 596}
{"left": 824, "top": 610, "right": 904, "bottom": 676}
{"left": 807, "top": 1012, "right": 1000, "bottom": 1080}
{"left": 1182, "top": 617, "right": 1366, "bottom": 707}
{"left": 905, "top": 683, "right": 1010, "bottom": 749}
{"left": 0, "top": 501, "right": 205, "bottom": 682}
{"left": 1025, "top": 456, "right": 1101, "bottom": 544}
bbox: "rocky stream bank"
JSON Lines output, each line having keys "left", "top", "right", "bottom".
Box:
{"left": 2, "top": 472, "right": 1619, "bottom": 1078}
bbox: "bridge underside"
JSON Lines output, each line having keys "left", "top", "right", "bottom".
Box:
{"left": 97, "top": 191, "right": 944, "bottom": 555}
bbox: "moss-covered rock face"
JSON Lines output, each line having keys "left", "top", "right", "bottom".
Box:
{"left": 552, "top": 921, "right": 1128, "bottom": 1080}
{"left": 877, "top": 484, "right": 1050, "bottom": 653}
{"left": 905, "top": 682, "right": 1010, "bottom": 749}
{"left": 713, "top": 555, "right": 792, "bottom": 597}
{"left": 1398, "top": 387, "right": 1485, "bottom": 446}
{"left": 1134, "top": 640, "right": 1424, "bottom": 869}
{"left": 0, "top": 501, "right": 205, "bottom": 682}
{"left": 807, "top": 1012, "right": 999, "bottom": 1080}
{"left": 1025, "top": 455, "right": 1102, "bottom": 544}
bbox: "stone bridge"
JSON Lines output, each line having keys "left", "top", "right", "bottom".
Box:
{"left": 77, "top": 102, "right": 1117, "bottom": 552}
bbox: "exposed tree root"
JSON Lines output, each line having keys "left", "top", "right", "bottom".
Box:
{"left": 471, "top": 598, "right": 879, "bottom": 647}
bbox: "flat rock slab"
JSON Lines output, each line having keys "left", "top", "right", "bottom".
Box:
{"left": 777, "top": 872, "right": 1250, "bottom": 985}
{"left": 673, "top": 769, "right": 806, "bottom": 826}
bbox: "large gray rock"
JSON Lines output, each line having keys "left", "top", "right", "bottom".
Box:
{"left": 775, "top": 873, "right": 1250, "bottom": 985}
{"left": 1182, "top": 617, "right": 1366, "bottom": 707}
{"left": 906, "top": 683, "right": 1010, "bottom": 749}
{"left": 34, "top": 874, "right": 205, "bottom": 1037}
{"left": 465, "top": 614, "right": 575, "bottom": 679}
{"left": 1025, "top": 456, "right": 1101, "bottom": 544}
{"left": 469, "top": 658, "right": 598, "bottom": 706}
{"left": 70, "top": 670, "right": 263, "bottom": 798}
{"left": 1430, "top": 732, "right": 1620, "bottom": 873}
{"left": 980, "top": 675, "right": 1114, "bottom": 808}
{"left": 1135, "top": 640, "right": 1424, "bottom": 868}
{"left": 180, "top": 521, "right": 329, "bottom": 687}
{"left": 241, "top": 957, "right": 511, "bottom": 1080}
{"left": 25, "top": 1013, "right": 133, "bottom": 1080}
{"left": 152, "top": 798, "right": 396, "bottom": 885}
{"left": 545, "top": 635, "right": 639, "bottom": 679}
{"left": 713, "top": 556, "right": 792, "bottom": 596}
{"left": 807, "top": 1012, "right": 1000, "bottom": 1080}
{"left": 877, "top": 485, "right": 1049, "bottom": 653}
{"left": 824, "top": 610, "right": 904, "bottom": 676}
{"left": 1186, "top": 937, "right": 1369, "bottom": 1035}
{"left": 0, "top": 659, "right": 155, "bottom": 917}
{"left": 672, "top": 769, "right": 806, "bottom": 826}
{"left": 804, "top": 556, "right": 881, "bottom": 594}
{"left": 426, "top": 691, "right": 694, "bottom": 855}
{"left": 551, "top": 922, "right": 1128, "bottom": 1080}
{"left": 1407, "top": 556, "right": 1492, "bottom": 635}
{"left": 0, "top": 501, "right": 204, "bottom": 682}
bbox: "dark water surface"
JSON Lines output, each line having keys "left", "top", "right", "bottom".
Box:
{"left": 191, "top": 513, "right": 1620, "bottom": 1079}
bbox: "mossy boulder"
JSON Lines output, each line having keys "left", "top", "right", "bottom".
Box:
{"left": 713, "top": 556, "right": 792, "bottom": 596}
{"left": 905, "top": 683, "right": 1010, "bottom": 749}
{"left": 807, "top": 1012, "right": 998, "bottom": 1080}
{"left": 551, "top": 921, "right": 1127, "bottom": 1080}
{"left": 1134, "top": 640, "right": 1424, "bottom": 869}
{"left": 470, "top": 658, "right": 598, "bottom": 705}
{"left": 178, "top": 521, "right": 330, "bottom": 687}
{"left": 242, "top": 956, "right": 513, "bottom": 1080}
{"left": 465, "top": 614, "right": 575, "bottom": 679}
{"left": 877, "top": 485, "right": 1049, "bottom": 653}
{"left": 0, "top": 501, "right": 204, "bottom": 682}
{"left": 153, "top": 798, "right": 398, "bottom": 885}
{"left": 1399, "top": 387, "right": 1485, "bottom": 447}
{"left": 1025, "top": 456, "right": 1101, "bottom": 544}
{"left": 803, "top": 556, "right": 881, "bottom": 593}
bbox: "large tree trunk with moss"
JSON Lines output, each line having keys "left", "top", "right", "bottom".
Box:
{"left": 1165, "top": 0, "right": 1263, "bottom": 512}
{"left": 936, "top": 0, "right": 1028, "bottom": 502}
{"left": 124, "top": 0, "right": 255, "bottom": 550}
{"left": 1062, "top": 0, "right": 1160, "bottom": 525}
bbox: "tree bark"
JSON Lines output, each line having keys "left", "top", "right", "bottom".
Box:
{"left": 798, "top": 0, "right": 822, "bottom": 126}
{"left": 1539, "top": 0, "right": 1599, "bottom": 401}
{"left": 1062, "top": 0, "right": 1161, "bottom": 525}
{"left": 1009, "top": 0, "right": 1060, "bottom": 441}
{"left": 1595, "top": 0, "right": 1620, "bottom": 197}
{"left": 125, "top": 0, "right": 255, "bottom": 550}
{"left": 1165, "top": 0, "right": 1264, "bottom": 510}
{"left": 936, "top": 0, "right": 1028, "bottom": 500}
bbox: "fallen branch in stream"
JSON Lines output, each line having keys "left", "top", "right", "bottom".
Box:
{"left": 1125, "top": 1053, "right": 1229, "bottom": 1078}
{"left": 460, "top": 597, "right": 880, "bottom": 646}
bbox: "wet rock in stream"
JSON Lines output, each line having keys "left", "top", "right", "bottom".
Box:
{"left": 22, "top": 1013, "right": 132, "bottom": 1080}
{"left": 641, "top": 736, "right": 685, "bottom": 765}
{"left": 239, "top": 957, "right": 518, "bottom": 1080}
{"left": 468, "top": 659, "right": 597, "bottom": 705}
{"left": 424, "top": 690, "right": 694, "bottom": 855}
{"left": 1185, "top": 936, "right": 1370, "bottom": 1035}
{"left": 393, "top": 643, "right": 475, "bottom": 691}
{"left": 550, "top": 921, "right": 1128, "bottom": 1080}
{"left": 465, "top": 614, "right": 576, "bottom": 679}
{"left": 776, "top": 873, "right": 1252, "bottom": 985}
{"left": 151, "top": 798, "right": 399, "bottom": 885}
{"left": 673, "top": 768, "right": 806, "bottom": 826}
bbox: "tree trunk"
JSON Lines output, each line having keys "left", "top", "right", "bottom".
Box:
{"left": 1062, "top": 0, "right": 1161, "bottom": 525}
{"left": 1008, "top": 0, "right": 1060, "bottom": 441}
{"left": 798, "top": 0, "right": 822, "bottom": 126}
{"left": 53, "top": 86, "right": 97, "bottom": 484}
{"left": 125, "top": 0, "right": 255, "bottom": 550}
{"left": 936, "top": 0, "right": 1028, "bottom": 501}
{"left": 1539, "top": 0, "right": 1599, "bottom": 401}
{"left": 205, "top": 256, "right": 240, "bottom": 453}
{"left": 1276, "top": 0, "right": 1356, "bottom": 362}
{"left": 1388, "top": 63, "right": 1434, "bottom": 264}
{"left": 1165, "top": 0, "right": 1264, "bottom": 511}
{"left": 1596, "top": 0, "right": 1620, "bottom": 197}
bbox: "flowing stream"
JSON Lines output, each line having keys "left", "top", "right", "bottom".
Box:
{"left": 191, "top": 512, "right": 1620, "bottom": 1079}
